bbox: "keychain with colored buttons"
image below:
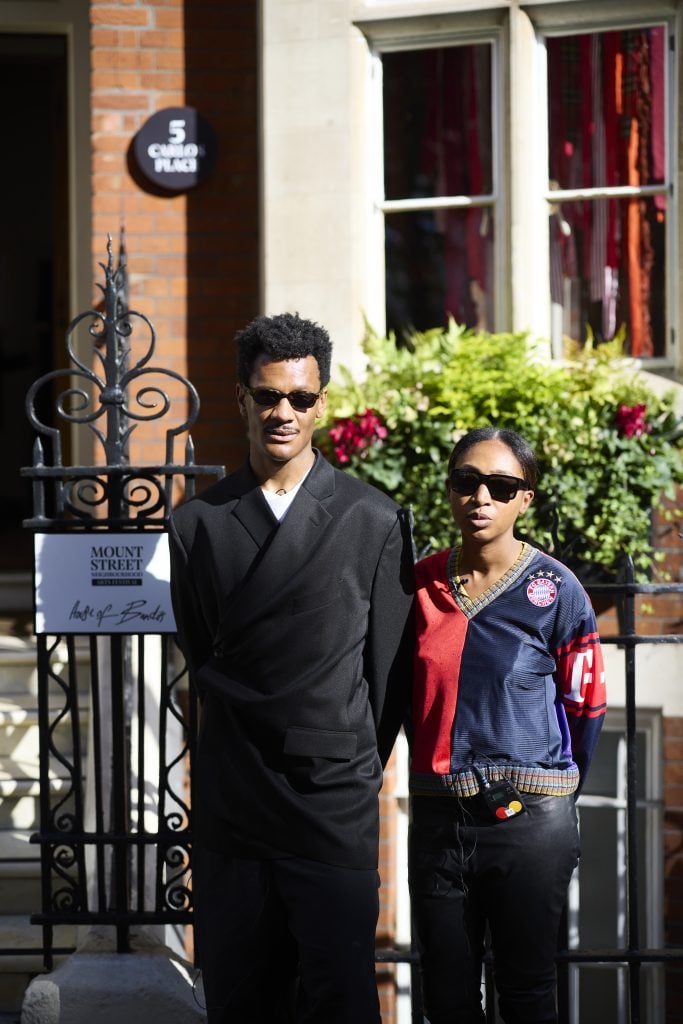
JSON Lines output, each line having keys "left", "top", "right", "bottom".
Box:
{"left": 495, "top": 799, "right": 524, "bottom": 819}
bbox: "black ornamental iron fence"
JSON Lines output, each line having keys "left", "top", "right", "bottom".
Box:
{"left": 10, "top": 237, "right": 683, "bottom": 1023}
{"left": 19, "top": 236, "right": 223, "bottom": 962}
{"left": 550, "top": 564, "right": 683, "bottom": 1024}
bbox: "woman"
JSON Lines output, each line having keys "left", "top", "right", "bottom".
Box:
{"left": 409, "top": 428, "right": 606, "bottom": 1024}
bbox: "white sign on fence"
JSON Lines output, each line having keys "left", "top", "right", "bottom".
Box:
{"left": 34, "top": 532, "right": 177, "bottom": 634}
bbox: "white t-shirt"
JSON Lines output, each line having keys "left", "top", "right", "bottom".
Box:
{"left": 260, "top": 471, "right": 309, "bottom": 522}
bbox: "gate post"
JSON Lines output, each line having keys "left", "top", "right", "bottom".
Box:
{"left": 19, "top": 237, "right": 224, "bottom": 1023}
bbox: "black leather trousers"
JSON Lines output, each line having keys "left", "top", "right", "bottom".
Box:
{"left": 409, "top": 792, "right": 580, "bottom": 1024}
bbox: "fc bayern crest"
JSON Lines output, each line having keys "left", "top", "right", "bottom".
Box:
{"left": 527, "top": 577, "right": 558, "bottom": 607}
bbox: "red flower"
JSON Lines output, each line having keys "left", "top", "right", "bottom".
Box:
{"left": 615, "top": 403, "right": 650, "bottom": 438}
{"left": 326, "top": 408, "right": 388, "bottom": 464}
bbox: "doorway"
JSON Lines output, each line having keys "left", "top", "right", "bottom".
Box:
{"left": 0, "top": 34, "right": 69, "bottom": 582}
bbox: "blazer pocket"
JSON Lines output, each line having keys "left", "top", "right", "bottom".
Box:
{"left": 283, "top": 726, "right": 358, "bottom": 761}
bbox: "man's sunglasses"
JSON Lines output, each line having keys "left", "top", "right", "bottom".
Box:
{"left": 449, "top": 468, "right": 530, "bottom": 503}
{"left": 243, "top": 386, "right": 322, "bottom": 411}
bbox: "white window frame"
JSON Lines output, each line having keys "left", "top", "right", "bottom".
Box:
{"left": 531, "top": 4, "right": 678, "bottom": 367}
{"left": 571, "top": 707, "right": 664, "bottom": 1023}
{"left": 356, "top": 10, "right": 509, "bottom": 338}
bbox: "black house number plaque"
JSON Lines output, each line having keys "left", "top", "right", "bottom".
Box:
{"left": 133, "top": 106, "right": 217, "bottom": 192}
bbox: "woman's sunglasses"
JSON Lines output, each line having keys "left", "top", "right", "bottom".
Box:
{"left": 243, "top": 387, "right": 322, "bottom": 411}
{"left": 449, "top": 468, "right": 530, "bottom": 503}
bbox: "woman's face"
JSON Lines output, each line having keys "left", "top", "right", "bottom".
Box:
{"left": 447, "top": 438, "right": 534, "bottom": 545}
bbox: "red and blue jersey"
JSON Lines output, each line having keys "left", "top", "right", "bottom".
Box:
{"left": 410, "top": 544, "right": 607, "bottom": 798}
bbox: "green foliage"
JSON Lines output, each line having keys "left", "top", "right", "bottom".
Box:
{"left": 315, "top": 323, "right": 683, "bottom": 574}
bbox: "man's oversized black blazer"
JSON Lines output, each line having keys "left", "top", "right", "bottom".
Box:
{"left": 169, "top": 452, "right": 415, "bottom": 870}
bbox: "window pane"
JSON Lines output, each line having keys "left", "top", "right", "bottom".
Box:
{"left": 577, "top": 966, "right": 621, "bottom": 1021}
{"left": 383, "top": 44, "right": 494, "bottom": 337}
{"left": 582, "top": 731, "right": 619, "bottom": 797}
{"left": 383, "top": 45, "right": 493, "bottom": 201}
{"left": 385, "top": 207, "right": 495, "bottom": 337}
{"left": 580, "top": 729, "right": 647, "bottom": 800}
{"left": 578, "top": 803, "right": 650, "bottom": 944}
{"left": 550, "top": 193, "right": 666, "bottom": 356}
{"left": 577, "top": 806, "right": 621, "bottom": 946}
{"left": 547, "top": 28, "right": 666, "bottom": 192}
{"left": 547, "top": 27, "right": 668, "bottom": 357}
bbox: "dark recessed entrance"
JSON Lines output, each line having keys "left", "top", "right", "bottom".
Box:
{"left": 0, "top": 34, "right": 69, "bottom": 584}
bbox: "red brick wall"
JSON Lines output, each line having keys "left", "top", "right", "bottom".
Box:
{"left": 90, "top": 0, "right": 258, "bottom": 479}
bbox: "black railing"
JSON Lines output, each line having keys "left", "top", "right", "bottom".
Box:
{"left": 549, "top": 567, "right": 683, "bottom": 1024}
{"left": 19, "top": 237, "right": 222, "bottom": 964}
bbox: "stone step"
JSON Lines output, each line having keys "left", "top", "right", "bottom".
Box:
{"left": 0, "top": 914, "right": 76, "bottom": 1013}
{"left": 0, "top": 777, "right": 75, "bottom": 832}
{"left": 0, "top": 914, "right": 76, "bottom": 963}
{"left": 0, "top": 637, "right": 90, "bottom": 697}
{"left": 0, "top": 830, "right": 39, "bottom": 864}
{"left": 0, "top": 577, "right": 32, "bottom": 616}
{"left": 0, "top": 823, "right": 73, "bottom": 915}
{"left": 0, "top": 828, "right": 79, "bottom": 919}
{"left": 0, "top": 829, "right": 79, "bottom": 920}
{"left": 0, "top": 646, "right": 39, "bottom": 698}
{"left": 0, "top": 700, "right": 86, "bottom": 760}
{"left": 0, "top": 830, "right": 42, "bottom": 916}
{"left": 0, "top": 850, "right": 41, "bottom": 915}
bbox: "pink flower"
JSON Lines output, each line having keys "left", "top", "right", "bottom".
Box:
{"left": 326, "top": 408, "right": 388, "bottom": 464}
{"left": 615, "top": 403, "right": 650, "bottom": 438}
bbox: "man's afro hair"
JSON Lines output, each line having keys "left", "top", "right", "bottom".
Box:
{"left": 236, "top": 312, "right": 332, "bottom": 386}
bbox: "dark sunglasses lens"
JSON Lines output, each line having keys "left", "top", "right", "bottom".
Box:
{"left": 450, "top": 471, "right": 479, "bottom": 496}
{"left": 288, "top": 392, "right": 319, "bottom": 410}
{"left": 487, "top": 477, "right": 518, "bottom": 502}
{"left": 250, "top": 389, "right": 281, "bottom": 407}
{"left": 249, "top": 389, "right": 319, "bottom": 409}
{"left": 450, "top": 471, "right": 520, "bottom": 502}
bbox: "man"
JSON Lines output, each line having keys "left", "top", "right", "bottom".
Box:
{"left": 169, "top": 312, "right": 414, "bottom": 1023}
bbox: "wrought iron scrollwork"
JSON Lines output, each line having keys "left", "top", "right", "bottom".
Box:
{"left": 162, "top": 844, "right": 192, "bottom": 913}
{"left": 23, "top": 236, "right": 225, "bottom": 959}
{"left": 25, "top": 235, "right": 200, "bottom": 473}
{"left": 22, "top": 235, "right": 213, "bottom": 529}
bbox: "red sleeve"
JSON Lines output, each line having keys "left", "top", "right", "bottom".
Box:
{"left": 556, "top": 617, "right": 607, "bottom": 787}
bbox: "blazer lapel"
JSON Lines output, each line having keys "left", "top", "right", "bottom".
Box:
{"left": 267, "top": 463, "right": 334, "bottom": 575}
{"left": 232, "top": 484, "right": 278, "bottom": 549}
{"left": 214, "top": 454, "right": 337, "bottom": 641}
{"left": 228, "top": 462, "right": 278, "bottom": 549}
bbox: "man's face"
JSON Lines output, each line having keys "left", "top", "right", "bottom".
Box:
{"left": 236, "top": 355, "right": 327, "bottom": 470}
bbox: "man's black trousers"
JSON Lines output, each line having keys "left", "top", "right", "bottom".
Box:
{"left": 193, "top": 845, "right": 382, "bottom": 1024}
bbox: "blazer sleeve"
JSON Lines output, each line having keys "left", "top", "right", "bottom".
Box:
{"left": 365, "top": 507, "right": 415, "bottom": 767}
{"left": 168, "top": 513, "right": 215, "bottom": 700}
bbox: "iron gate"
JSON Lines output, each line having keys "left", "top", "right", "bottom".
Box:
{"left": 20, "top": 238, "right": 222, "bottom": 961}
